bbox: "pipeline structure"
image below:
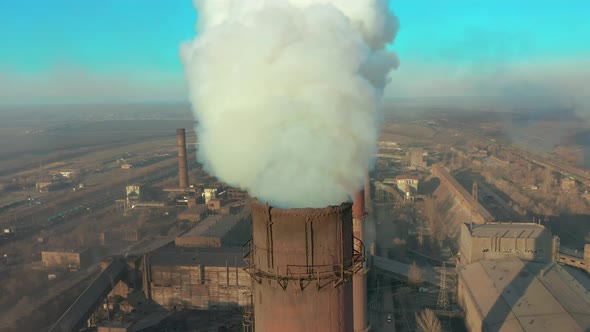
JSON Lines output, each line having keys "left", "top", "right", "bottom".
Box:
{"left": 48, "top": 258, "right": 127, "bottom": 332}
{"left": 244, "top": 201, "right": 364, "bottom": 332}
{"left": 177, "top": 128, "right": 189, "bottom": 189}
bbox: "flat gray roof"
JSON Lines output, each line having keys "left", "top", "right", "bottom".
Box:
{"left": 468, "top": 222, "right": 548, "bottom": 239}
{"left": 458, "top": 258, "right": 590, "bottom": 331}
{"left": 179, "top": 215, "right": 241, "bottom": 238}
{"left": 150, "top": 245, "right": 245, "bottom": 268}
{"left": 177, "top": 204, "right": 208, "bottom": 217}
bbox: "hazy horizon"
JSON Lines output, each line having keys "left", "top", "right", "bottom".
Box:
{"left": 1, "top": 0, "right": 589, "bottom": 105}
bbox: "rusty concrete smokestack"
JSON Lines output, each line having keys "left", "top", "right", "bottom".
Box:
{"left": 177, "top": 128, "right": 189, "bottom": 188}
{"left": 352, "top": 189, "right": 368, "bottom": 332}
{"left": 352, "top": 190, "right": 365, "bottom": 220}
{"left": 248, "top": 201, "right": 359, "bottom": 332}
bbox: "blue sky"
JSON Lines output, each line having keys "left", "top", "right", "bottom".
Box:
{"left": 0, "top": 0, "right": 588, "bottom": 104}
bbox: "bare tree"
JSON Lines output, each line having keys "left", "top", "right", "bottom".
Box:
{"left": 415, "top": 308, "right": 442, "bottom": 332}
{"left": 423, "top": 197, "right": 455, "bottom": 245}
{"left": 408, "top": 261, "right": 423, "bottom": 286}
{"left": 542, "top": 167, "right": 554, "bottom": 193}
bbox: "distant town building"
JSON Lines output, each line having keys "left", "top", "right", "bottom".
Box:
{"left": 382, "top": 178, "right": 397, "bottom": 185}
{"left": 148, "top": 246, "right": 251, "bottom": 310}
{"left": 99, "top": 228, "right": 139, "bottom": 245}
{"left": 36, "top": 181, "right": 53, "bottom": 190}
{"left": 126, "top": 184, "right": 142, "bottom": 202}
{"left": 207, "top": 198, "right": 222, "bottom": 212}
{"left": 177, "top": 204, "right": 209, "bottom": 223}
{"left": 58, "top": 169, "right": 77, "bottom": 179}
{"left": 175, "top": 214, "right": 250, "bottom": 248}
{"left": 41, "top": 249, "right": 90, "bottom": 271}
{"left": 561, "top": 177, "right": 577, "bottom": 192}
{"left": 467, "top": 149, "right": 488, "bottom": 159}
{"left": 226, "top": 188, "right": 249, "bottom": 200}
{"left": 458, "top": 222, "right": 556, "bottom": 265}
{"left": 486, "top": 156, "right": 510, "bottom": 167}
{"left": 97, "top": 322, "right": 132, "bottom": 332}
{"left": 379, "top": 141, "right": 400, "bottom": 150}
{"left": 408, "top": 147, "right": 427, "bottom": 168}
{"left": 203, "top": 188, "right": 217, "bottom": 204}
{"left": 395, "top": 175, "right": 419, "bottom": 197}
{"left": 457, "top": 223, "right": 590, "bottom": 331}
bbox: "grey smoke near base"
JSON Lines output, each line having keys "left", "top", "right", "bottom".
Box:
{"left": 181, "top": 0, "right": 399, "bottom": 208}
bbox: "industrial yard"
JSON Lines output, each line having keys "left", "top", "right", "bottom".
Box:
{"left": 2, "top": 0, "right": 589, "bottom": 330}
{"left": 0, "top": 104, "right": 589, "bottom": 332}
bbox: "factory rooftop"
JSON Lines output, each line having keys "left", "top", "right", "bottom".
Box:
{"left": 467, "top": 222, "right": 548, "bottom": 239}
{"left": 176, "top": 204, "right": 208, "bottom": 221}
{"left": 149, "top": 245, "right": 245, "bottom": 268}
{"left": 181, "top": 214, "right": 243, "bottom": 238}
{"left": 458, "top": 258, "right": 590, "bottom": 331}
{"left": 41, "top": 247, "right": 89, "bottom": 254}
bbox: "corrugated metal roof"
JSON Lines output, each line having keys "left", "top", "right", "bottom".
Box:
{"left": 468, "top": 223, "right": 548, "bottom": 239}
{"left": 179, "top": 214, "right": 245, "bottom": 238}
{"left": 177, "top": 204, "right": 209, "bottom": 217}
{"left": 458, "top": 258, "right": 590, "bottom": 331}
{"left": 150, "top": 246, "right": 245, "bottom": 268}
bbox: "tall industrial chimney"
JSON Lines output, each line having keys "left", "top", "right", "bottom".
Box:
{"left": 177, "top": 128, "right": 189, "bottom": 188}
{"left": 247, "top": 201, "right": 362, "bottom": 332}
{"left": 352, "top": 189, "right": 368, "bottom": 332}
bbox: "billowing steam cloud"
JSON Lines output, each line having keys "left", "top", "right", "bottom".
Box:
{"left": 181, "top": 0, "right": 399, "bottom": 208}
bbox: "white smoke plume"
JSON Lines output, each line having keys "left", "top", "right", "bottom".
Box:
{"left": 181, "top": 0, "right": 399, "bottom": 208}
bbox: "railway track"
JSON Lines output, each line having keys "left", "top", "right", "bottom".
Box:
{"left": 0, "top": 158, "right": 183, "bottom": 249}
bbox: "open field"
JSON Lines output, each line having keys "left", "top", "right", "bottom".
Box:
{"left": 0, "top": 103, "right": 193, "bottom": 175}
{"left": 0, "top": 104, "right": 206, "bottom": 330}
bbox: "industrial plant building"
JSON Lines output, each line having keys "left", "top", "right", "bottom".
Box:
{"left": 147, "top": 246, "right": 250, "bottom": 310}
{"left": 458, "top": 222, "right": 557, "bottom": 264}
{"left": 176, "top": 204, "right": 209, "bottom": 223}
{"left": 457, "top": 222, "right": 590, "bottom": 331}
{"left": 207, "top": 198, "right": 246, "bottom": 215}
{"left": 408, "top": 147, "right": 427, "bottom": 168}
{"left": 41, "top": 249, "right": 90, "bottom": 270}
{"left": 458, "top": 258, "right": 590, "bottom": 331}
{"left": 46, "top": 128, "right": 373, "bottom": 332}
{"left": 175, "top": 212, "right": 250, "bottom": 248}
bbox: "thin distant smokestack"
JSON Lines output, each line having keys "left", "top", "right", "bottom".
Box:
{"left": 352, "top": 190, "right": 365, "bottom": 219}
{"left": 177, "top": 128, "right": 189, "bottom": 188}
